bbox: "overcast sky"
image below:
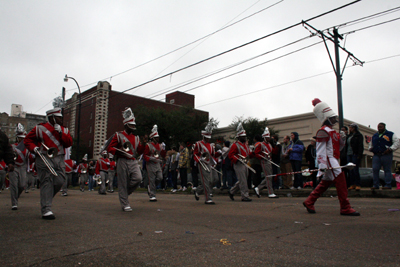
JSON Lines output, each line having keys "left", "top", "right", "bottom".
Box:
{"left": 1, "top": 0, "right": 399, "bottom": 135}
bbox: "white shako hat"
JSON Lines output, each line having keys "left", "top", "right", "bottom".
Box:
{"left": 122, "top": 107, "right": 136, "bottom": 125}
{"left": 82, "top": 154, "right": 88, "bottom": 161}
{"left": 236, "top": 122, "right": 246, "bottom": 137}
{"left": 201, "top": 121, "right": 213, "bottom": 138}
{"left": 108, "top": 153, "right": 113, "bottom": 159}
{"left": 46, "top": 107, "right": 62, "bottom": 117}
{"left": 150, "top": 125, "right": 159, "bottom": 139}
{"left": 312, "top": 98, "right": 337, "bottom": 124}
{"left": 15, "top": 123, "right": 26, "bottom": 138}
{"left": 262, "top": 127, "right": 270, "bottom": 138}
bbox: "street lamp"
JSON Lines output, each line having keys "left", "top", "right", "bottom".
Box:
{"left": 64, "top": 74, "right": 82, "bottom": 161}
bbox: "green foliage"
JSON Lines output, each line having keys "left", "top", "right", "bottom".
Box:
{"left": 133, "top": 105, "right": 216, "bottom": 149}
{"left": 230, "top": 116, "right": 278, "bottom": 144}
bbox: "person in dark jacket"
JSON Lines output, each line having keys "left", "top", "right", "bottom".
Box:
{"left": 346, "top": 123, "right": 364, "bottom": 191}
{"left": 287, "top": 132, "right": 305, "bottom": 189}
{"left": 305, "top": 137, "right": 318, "bottom": 189}
{"left": 0, "top": 129, "right": 15, "bottom": 172}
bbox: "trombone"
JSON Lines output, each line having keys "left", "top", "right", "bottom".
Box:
{"left": 259, "top": 151, "right": 280, "bottom": 168}
{"left": 35, "top": 146, "right": 58, "bottom": 176}
{"left": 235, "top": 154, "right": 256, "bottom": 173}
{"left": 42, "top": 144, "right": 59, "bottom": 158}
{"left": 194, "top": 154, "right": 210, "bottom": 172}
{"left": 113, "top": 141, "right": 134, "bottom": 158}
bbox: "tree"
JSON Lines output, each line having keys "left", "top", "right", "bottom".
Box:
{"left": 230, "top": 116, "right": 278, "bottom": 144}
{"left": 133, "top": 105, "right": 218, "bottom": 149}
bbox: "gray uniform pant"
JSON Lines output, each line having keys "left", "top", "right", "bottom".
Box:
{"left": 117, "top": 158, "right": 142, "bottom": 209}
{"left": 79, "top": 173, "right": 88, "bottom": 190}
{"left": 62, "top": 173, "right": 72, "bottom": 193}
{"left": 230, "top": 163, "right": 250, "bottom": 199}
{"left": 0, "top": 170, "right": 6, "bottom": 191}
{"left": 257, "top": 160, "right": 274, "bottom": 195}
{"left": 26, "top": 172, "right": 36, "bottom": 190}
{"left": 99, "top": 171, "right": 108, "bottom": 194}
{"left": 108, "top": 170, "right": 115, "bottom": 191}
{"left": 146, "top": 162, "right": 162, "bottom": 198}
{"left": 9, "top": 165, "right": 27, "bottom": 206}
{"left": 194, "top": 163, "right": 213, "bottom": 201}
{"left": 36, "top": 155, "right": 66, "bottom": 215}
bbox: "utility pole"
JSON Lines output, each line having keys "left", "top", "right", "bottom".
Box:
{"left": 302, "top": 22, "right": 364, "bottom": 129}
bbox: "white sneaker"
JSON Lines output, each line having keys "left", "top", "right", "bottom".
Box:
{"left": 43, "top": 211, "right": 54, "bottom": 216}
{"left": 177, "top": 188, "right": 182, "bottom": 191}
{"left": 62, "top": 192, "right": 68, "bottom": 196}
{"left": 182, "top": 187, "right": 187, "bottom": 192}
{"left": 254, "top": 187, "right": 260, "bottom": 198}
{"left": 123, "top": 206, "right": 132, "bottom": 212}
{"left": 297, "top": 186, "right": 302, "bottom": 190}
{"left": 290, "top": 187, "right": 295, "bottom": 190}
{"left": 205, "top": 200, "right": 215, "bottom": 205}
{"left": 149, "top": 197, "right": 157, "bottom": 202}
{"left": 268, "top": 194, "right": 278, "bottom": 198}
{"left": 192, "top": 187, "right": 197, "bottom": 190}
{"left": 171, "top": 189, "right": 177, "bottom": 193}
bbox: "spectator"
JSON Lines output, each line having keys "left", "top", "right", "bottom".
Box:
{"left": 271, "top": 135, "right": 281, "bottom": 189}
{"left": 346, "top": 123, "right": 364, "bottom": 191}
{"left": 221, "top": 141, "right": 234, "bottom": 189}
{"left": 169, "top": 147, "right": 179, "bottom": 192}
{"left": 189, "top": 145, "right": 199, "bottom": 189}
{"left": 305, "top": 137, "right": 318, "bottom": 189}
{"left": 287, "top": 132, "right": 305, "bottom": 190}
{"left": 178, "top": 142, "right": 189, "bottom": 191}
{"left": 340, "top": 126, "right": 350, "bottom": 186}
{"left": 280, "top": 135, "right": 293, "bottom": 189}
{"left": 369, "top": 122, "right": 399, "bottom": 189}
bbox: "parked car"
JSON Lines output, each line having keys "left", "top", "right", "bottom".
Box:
{"left": 359, "top": 168, "right": 396, "bottom": 187}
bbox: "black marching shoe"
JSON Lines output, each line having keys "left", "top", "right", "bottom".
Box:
{"left": 228, "top": 191, "right": 234, "bottom": 201}
{"left": 42, "top": 211, "right": 56, "bottom": 220}
{"left": 205, "top": 200, "right": 215, "bottom": 205}
{"left": 194, "top": 191, "right": 199, "bottom": 201}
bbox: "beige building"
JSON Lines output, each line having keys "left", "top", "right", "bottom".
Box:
{"left": 214, "top": 112, "right": 399, "bottom": 169}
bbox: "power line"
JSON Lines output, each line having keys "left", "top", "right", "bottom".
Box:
{"left": 197, "top": 54, "right": 400, "bottom": 108}
{"left": 62, "top": 1, "right": 362, "bottom": 116}
{"left": 66, "top": 0, "right": 285, "bottom": 93}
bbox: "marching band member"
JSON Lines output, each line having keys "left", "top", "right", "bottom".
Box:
{"left": 62, "top": 148, "right": 75, "bottom": 196}
{"left": 107, "top": 154, "right": 116, "bottom": 193}
{"left": 228, "top": 123, "right": 253, "bottom": 202}
{"left": 107, "top": 108, "right": 146, "bottom": 212}
{"left": 253, "top": 127, "right": 278, "bottom": 198}
{"left": 95, "top": 151, "right": 110, "bottom": 195}
{"left": 24, "top": 107, "right": 73, "bottom": 220}
{"left": 143, "top": 125, "right": 165, "bottom": 202}
{"left": 77, "top": 154, "right": 88, "bottom": 192}
{"left": 10, "top": 124, "right": 29, "bottom": 210}
{"left": 193, "top": 122, "right": 218, "bottom": 204}
{"left": 303, "top": 99, "right": 360, "bottom": 216}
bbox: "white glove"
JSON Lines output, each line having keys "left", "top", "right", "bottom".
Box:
{"left": 217, "top": 149, "right": 222, "bottom": 154}
{"left": 54, "top": 124, "right": 62, "bottom": 133}
{"left": 33, "top": 147, "right": 39, "bottom": 154}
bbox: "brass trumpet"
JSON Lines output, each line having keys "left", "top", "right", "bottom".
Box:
{"left": 201, "top": 152, "right": 210, "bottom": 161}
{"left": 113, "top": 141, "right": 134, "bottom": 158}
{"left": 81, "top": 167, "right": 87, "bottom": 174}
{"left": 153, "top": 150, "right": 159, "bottom": 159}
{"left": 93, "top": 174, "right": 102, "bottom": 185}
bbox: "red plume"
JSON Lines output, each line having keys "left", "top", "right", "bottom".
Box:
{"left": 312, "top": 98, "right": 321, "bottom": 106}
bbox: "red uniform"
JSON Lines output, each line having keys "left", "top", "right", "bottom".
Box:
{"left": 109, "top": 161, "right": 116, "bottom": 171}
{"left": 24, "top": 122, "right": 73, "bottom": 155}
{"left": 143, "top": 142, "right": 166, "bottom": 162}
{"left": 254, "top": 141, "right": 272, "bottom": 161}
{"left": 95, "top": 158, "right": 110, "bottom": 175}
{"left": 77, "top": 163, "right": 88, "bottom": 174}
{"left": 228, "top": 141, "right": 253, "bottom": 164}
{"left": 108, "top": 131, "right": 145, "bottom": 159}
{"left": 64, "top": 159, "right": 76, "bottom": 174}
{"left": 13, "top": 142, "right": 30, "bottom": 167}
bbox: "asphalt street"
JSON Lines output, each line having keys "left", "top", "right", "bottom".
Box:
{"left": 1, "top": 189, "right": 399, "bottom": 267}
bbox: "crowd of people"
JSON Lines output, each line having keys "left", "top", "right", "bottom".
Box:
{"left": 1, "top": 98, "right": 398, "bottom": 219}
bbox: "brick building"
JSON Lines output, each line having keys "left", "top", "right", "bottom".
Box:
{"left": 63, "top": 81, "right": 208, "bottom": 160}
